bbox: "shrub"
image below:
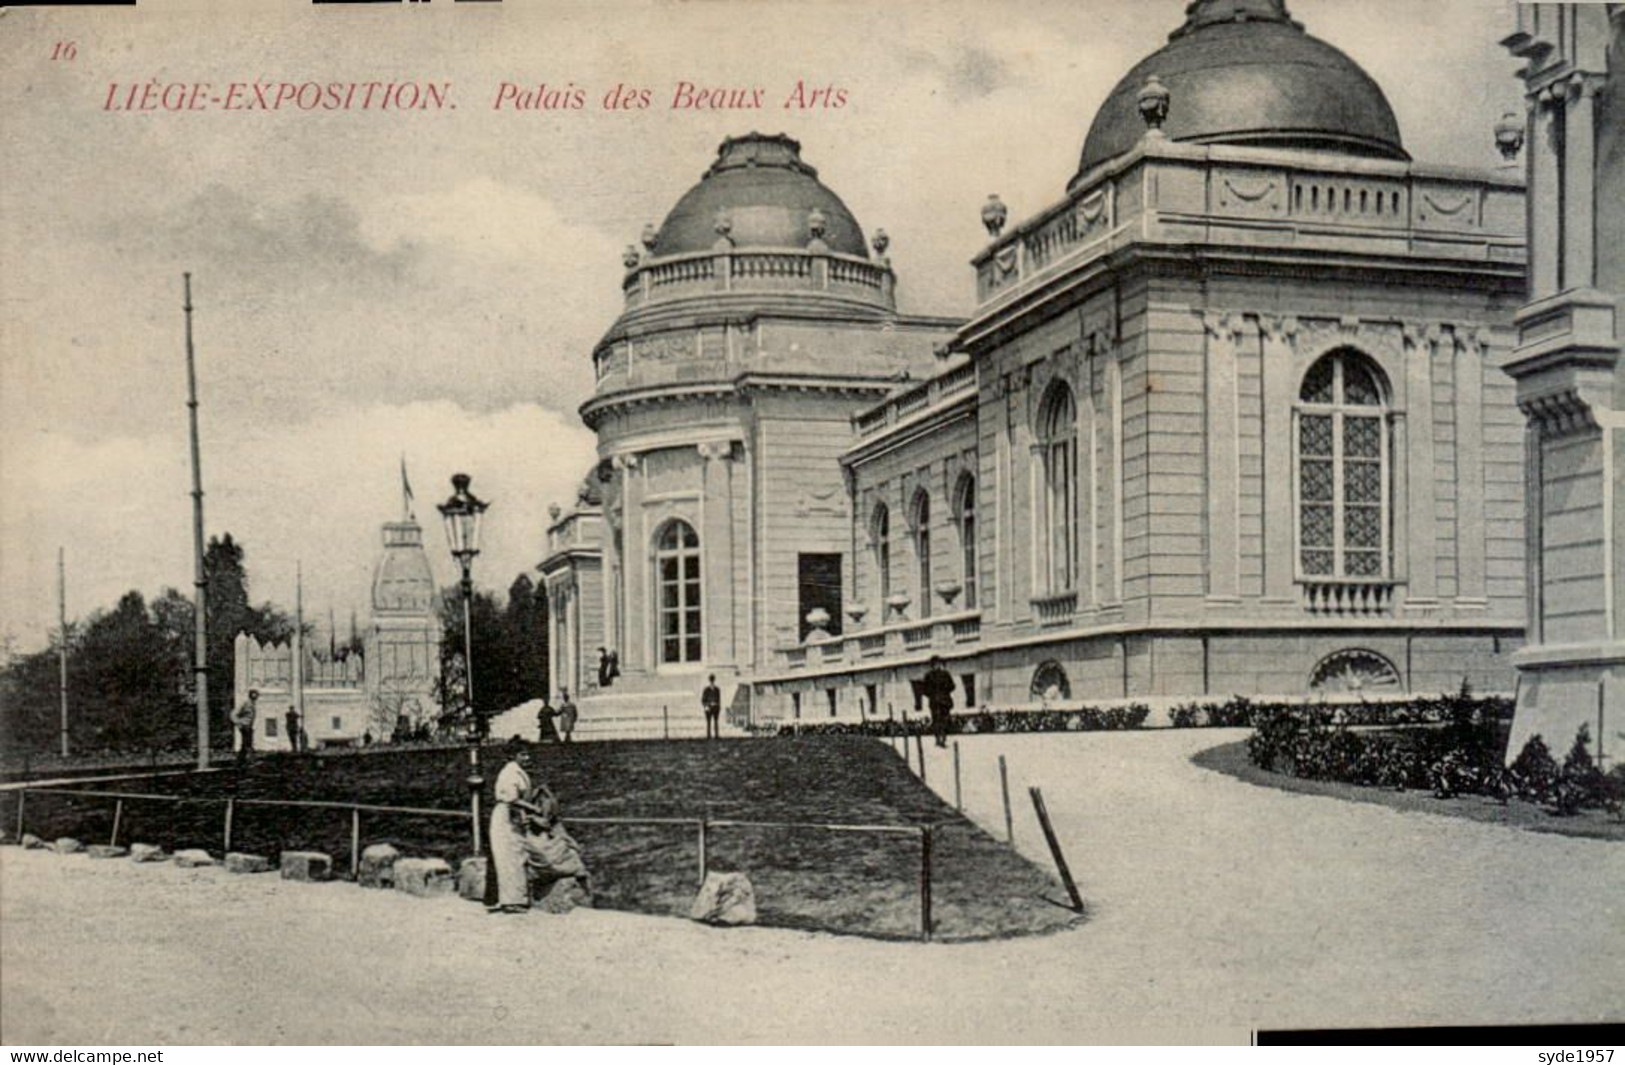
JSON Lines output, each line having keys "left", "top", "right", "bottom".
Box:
{"left": 1169, "top": 703, "right": 1202, "bottom": 728}
{"left": 1555, "top": 725, "right": 1607, "bottom": 816}
{"left": 1509, "top": 734, "right": 1560, "bottom": 804}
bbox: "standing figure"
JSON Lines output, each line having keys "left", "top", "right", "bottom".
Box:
{"left": 701, "top": 675, "right": 722, "bottom": 739}
{"left": 558, "top": 693, "right": 578, "bottom": 744}
{"left": 535, "top": 697, "right": 560, "bottom": 743}
{"left": 920, "top": 656, "right": 956, "bottom": 749}
{"left": 232, "top": 689, "right": 259, "bottom": 768}
{"left": 557, "top": 690, "right": 577, "bottom": 744}
{"left": 284, "top": 705, "right": 301, "bottom": 754}
{"left": 489, "top": 745, "right": 545, "bottom": 914}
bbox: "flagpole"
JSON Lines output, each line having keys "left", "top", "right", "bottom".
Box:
{"left": 58, "top": 547, "right": 69, "bottom": 758}
{"left": 294, "top": 562, "right": 306, "bottom": 751}
{"left": 184, "top": 273, "right": 211, "bottom": 770}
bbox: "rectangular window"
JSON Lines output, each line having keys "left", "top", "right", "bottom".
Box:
{"left": 266, "top": 718, "right": 278, "bottom": 738}
{"left": 961, "top": 673, "right": 976, "bottom": 709}
{"left": 865, "top": 683, "right": 878, "bottom": 716}
{"left": 798, "top": 553, "right": 843, "bottom": 641}
{"left": 827, "top": 689, "right": 838, "bottom": 717}
{"left": 791, "top": 692, "right": 802, "bottom": 719}
{"left": 332, "top": 716, "right": 342, "bottom": 731}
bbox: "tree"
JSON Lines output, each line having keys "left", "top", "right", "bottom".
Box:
{"left": 437, "top": 577, "right": 545, "bottom": 728}
{"left": 505, "top": 574, "right": 549, "bottom": 704}
{"left": 202, "top": 534, "right": 296, "bottom": 746}
{"left": 0, "top": 532, "right": 294, "bottom": 759}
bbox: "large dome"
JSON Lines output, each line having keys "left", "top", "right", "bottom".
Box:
{"left": 1073, "top": 0, "right": 1407, "bottom": 187}
{"left": 649, "top": 133, "right": 869, "bottom": 258}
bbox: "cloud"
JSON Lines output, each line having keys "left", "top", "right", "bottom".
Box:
{"left": 902, "top": 45, "right": 1020, "bottom": 102}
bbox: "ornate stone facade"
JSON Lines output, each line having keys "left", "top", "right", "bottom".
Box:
{"left": 545, "top": 2, "right": 1535, "bottom": 732}
{"left": 1502, "top": 4, "right": 1624, "bottom": 760}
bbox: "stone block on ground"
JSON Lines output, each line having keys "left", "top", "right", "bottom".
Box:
{"left": 129, "top": 843, "right": 167, "bottom": 862}
{"left": 87, "top": 844, "right": 129, "bottom": 859}
{"left": 456, "top": 857, "right": 488, "bottom": 901}
{"left": 21, "top": 833, "right": 46, "bottom": 850}
{"left": 225, "top": 852, "right": 272, "bottom": 874}
{"left": 536, "top": 876, "right": 592, "bottom": 914}
{"left": 690, "top": 871, "right": 756, "bottom": 926}
{"left": 53, "top": 838, "right": 84, "bottom": 855}
{"left": 279, "top": 850, "right": 332, "bottom": 882}
{"left": 357, "top": 843, "right": 400, "bottom": 888}
{"left": 173, "top": 848, "right": 218, "bottom": 868}
{"left": 392, "top": 857, "right": 455, "bottom": 897}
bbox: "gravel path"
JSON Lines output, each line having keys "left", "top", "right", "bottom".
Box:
{"left": 3, "top": 730, "right": 1619, "bottom": 1044}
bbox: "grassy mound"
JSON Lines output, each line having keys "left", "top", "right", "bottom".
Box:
{"left": 7, "top": 737, "right": 1077, "bottom": 941}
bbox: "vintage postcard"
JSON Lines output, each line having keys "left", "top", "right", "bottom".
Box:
{"left": 1, "top": 0, "right": 1620, "bottom": 1049}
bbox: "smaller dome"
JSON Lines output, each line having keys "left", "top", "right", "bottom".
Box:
{"left": 649, "top": 133, "right": 869, "bottom": 258}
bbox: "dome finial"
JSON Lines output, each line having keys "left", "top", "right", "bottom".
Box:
{"left": 1177, "top": 0, "right": 1295, "bottom": 37}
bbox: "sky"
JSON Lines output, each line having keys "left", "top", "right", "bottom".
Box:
{"left": 0, "top": 0, "right": 1526, "bottom": 652}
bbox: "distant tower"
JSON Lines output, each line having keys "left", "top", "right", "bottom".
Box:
{"left": 364, "top": 508, "right": 442, "bottom": 731}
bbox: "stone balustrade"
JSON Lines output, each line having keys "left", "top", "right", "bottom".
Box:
{"left": 973, "top": 141, "right": 1524, "bottom": 306}
{"left": 621, "top": 247, "right": 892, "bottom": 310}
{"left": 775, "top": 609, "right": 983, "bottom": 671}
{"left": 853, "top": 358, "right": 978, "bottom": 438}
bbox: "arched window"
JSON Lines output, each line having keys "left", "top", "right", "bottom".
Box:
{"left": 655, "top": 520, "right": 702, "bottom": 664}
{"left": 1039, "top": 383, "right": 1078, "bottom": 591}
{"left": 1296, "top": 350, "right": 1390, "bottom": 580}
{"left": 912, "top": 490, "right": 932, "bottom": 619}
{"left": 871, "top": 503, "right": 891, "bottom": 607}
{"left": 956, "top": 474, "right": 977, "bottom": 609}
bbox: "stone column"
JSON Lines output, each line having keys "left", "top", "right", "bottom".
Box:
{"left": 1203, "top": 311, "right": 1242, "bottom": 601}
{"left": 1456, "top": 328, "right": 1487, "bottom": 605}
{"left": 698, "top": 441, "right": 737, "bottom": 667}
{"left": 1530, "top": 92, "right": 1561, "bottom": 297}
{"left": 1402, "top": 322, "right": 1439, "bottom": 604}
{"left": 1563, "top": 75, "right": 1600, "bottom": 291}
{"left": 614, "top": 452, "right": 645, "bottom": 674}
{"left": 1259, "top": 315, "right": 1298, "bottom": 602}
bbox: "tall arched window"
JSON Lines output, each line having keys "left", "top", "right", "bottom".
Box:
{"left": 655, "top": 520, "right": 702, "bottom": 664}
{"left": 956, "top": 474, "right": 977, "bottom": 609}
{"left": 912, "top": 490, "right": 932, "bottom": 619}
{"left": 1039, "top": 383, "right": 1078, "bottom": 591}
{"left": 1296, "top": 350, "right": 1390, "bottom": 580}
{"left": 871, "top": 503, "right": 891, "bottom": 607}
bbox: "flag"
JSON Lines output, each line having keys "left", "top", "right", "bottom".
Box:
{"left": 401, "top": 454, "right": 415, "bottom": 520}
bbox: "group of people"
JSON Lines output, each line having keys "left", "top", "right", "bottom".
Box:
{"left": 230, "top": 689, "right": 310, "bottom": 767}
{"left": 487, "top": 745, "right": 589, "bottom": 913}
{"left": 534, "top": 691, "right": 578, "bottom": 743}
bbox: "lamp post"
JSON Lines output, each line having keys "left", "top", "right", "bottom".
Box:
{"left": 438, "top": 472, "right": 489, "bottom": 853}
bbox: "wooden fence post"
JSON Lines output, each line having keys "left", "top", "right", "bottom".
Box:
{"left": 1028, "top": 787, "right": 1084, "bottom": 912}
{"left": 919, "top": 825, "right": 934, "bottom": 941}
{"left": 14, "top": 790, "right": 25, "bottom": 840}
{"left": 350, "top": 808, "right": 361, "bottom": 880}
{"left": 697, "top": 817, "right": 709, "bottom": 885}
{"left": 953, "top": 742, "right": 962, "bottom": 811}
{"left": 110, "top": 799, "right": 124, "bottom": 847}
{"left": 223, "top": 799, "right": 235, "bottom": 854}
{"left": 914, "top": 734, "right": 926, "bottom": 784}
{"left": 999, "top": 755, "right": 1013, "bottom": 845}
{"left": 663, "top": 705, "right": 670, "bottom": 740}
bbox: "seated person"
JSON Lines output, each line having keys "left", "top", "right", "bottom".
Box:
{"left": 519, "top": 784, "right": 589, "bottom": 901}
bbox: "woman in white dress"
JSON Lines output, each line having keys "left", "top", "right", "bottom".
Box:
{"left": 490, "top": 746, "right": 545, "bottom": 913}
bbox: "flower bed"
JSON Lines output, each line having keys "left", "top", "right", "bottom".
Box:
{"left": 1241, "top": 693, "right": 1623, "bottom": 820}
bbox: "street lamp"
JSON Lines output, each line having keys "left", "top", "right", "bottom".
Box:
{"left": 438, "top": 472, "right": 489, "bottom": 854}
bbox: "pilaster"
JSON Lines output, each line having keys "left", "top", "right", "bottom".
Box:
{"left": 1202, "top": 311, "right": 1243, "bottom": 601}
